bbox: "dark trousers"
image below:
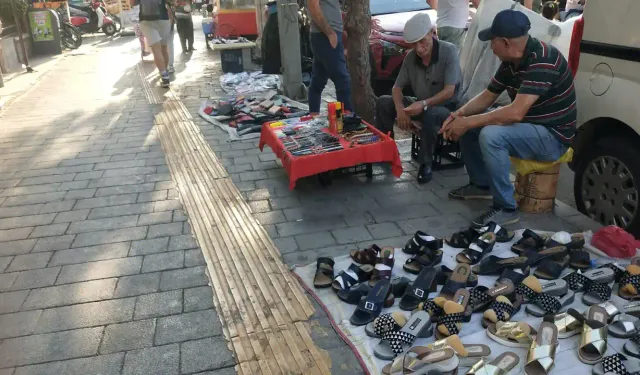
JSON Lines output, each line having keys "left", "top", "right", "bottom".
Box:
{"left": 308, "top": 32, "right": 352, "bottom": 113}
{"left": 176, "top": 17, "right": 194, "bottom": 52}
{"left": 375, "top": 95, "right": 451, "bottom": 166}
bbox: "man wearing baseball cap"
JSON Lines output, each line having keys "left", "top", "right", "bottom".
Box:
{"left": 374, "top": 13, "right": 462, "bottom": 184}
{"left": 440, "top": 9, "right": 576, "bottom": 227}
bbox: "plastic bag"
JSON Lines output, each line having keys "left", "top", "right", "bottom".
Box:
{"left": 591, "top": 225, "right": 640, "bottom": 258}
{"left": 511, "top": 148, "right": 573, "bottom": 175}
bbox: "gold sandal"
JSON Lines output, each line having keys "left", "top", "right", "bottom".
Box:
{"left": 548, "top": 311, "right": 582, "bottom": 338}
{"left": 486, "top": 321, "right": 536, "bottom": 348}
{"left": 428, "top": 334, "right": 491, "bottom": 367}
{"left": 524, "top": 321, "right": 558, "bottom": 375}
{"left": 570, "top": 305, "right": 608, "bottom": 364}
{"left": 467, "top": 352, "right": 520, "bottom": 375}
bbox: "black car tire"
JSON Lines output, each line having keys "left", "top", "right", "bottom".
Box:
{"left": 574, "top": 136, "right": 640, "bottom": 236}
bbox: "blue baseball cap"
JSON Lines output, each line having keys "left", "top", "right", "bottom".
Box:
{"left": 478, "top": 9, "right": 531, "bottom": 41}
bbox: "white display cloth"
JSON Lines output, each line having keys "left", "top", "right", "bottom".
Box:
{"left": 293, "top": 230, "right": 633, "bottom": 375}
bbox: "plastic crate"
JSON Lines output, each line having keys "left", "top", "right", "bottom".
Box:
{"left": 220, "top": 49, "right": 244, "bottom": 73}
{"left": 202, "top": 19, "right": 214, "bottom": 36}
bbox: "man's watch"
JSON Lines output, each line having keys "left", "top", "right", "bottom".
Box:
{"left": 422, "top": 99, "right": 428, "bottom": 111}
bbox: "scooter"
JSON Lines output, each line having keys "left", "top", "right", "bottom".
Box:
{"left": 68, "top": 0, "right": 117, "bottom": 36}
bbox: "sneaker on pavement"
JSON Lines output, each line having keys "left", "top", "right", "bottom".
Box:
{"left": 417, "top": 165, "right": 432, "bottom": 184}
{"left": 161, "top": 72, "right": 170, "bottom": 88}
{"left": 449, "top": 183, "right": 492, "bottom": 200}
{"left": 472, "top": 206, "right": 519, "bottom": 228}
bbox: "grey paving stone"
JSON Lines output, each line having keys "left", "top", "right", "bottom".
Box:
{"left": 331, "top": 226, "right": 373, "bottom": 245}
{"left": 34, "top": 297, "right": 135, "bottom": 334}
{"left": 71, "top": 226, "right": 148, "bottom": 248}
{"left": 184, "top": 286, "right": 214, "bottom": 312}
{"left": 1, "top": 184, "right": 61, "bottom": 198}
{"left": 154, "top": 181, "right": 176, "bottom": 191}
{"left": 142, "top": 251, "right": 184, "bottom": 273}
{"left": 104, "top": 166, "right": 157, "bottom": 178}
{"left": 251, "top": 160, "right": 278, "bottom": 171}
{"left": 282, "top": 244, "right": 353, "bottom": 265}
{"left": 369, "top": 203, "right": 440, "bottom": 223}
{"left": 3, "top": 192, "right": 66, "bottom": 207}
{"left": 69, "top": 215, "right": 140, "bottom": 235}
{"left": 13, "top": 353, "right": 123, "bottom": 375}
{"left": 0, "top": 368, "right": 16, "bottom": 375}
{"left": 0, "top": 310, "right": 42, "bottom": 339}
{"left": 32, "top": 235, "right": 75, "bottom": 252}
{"left": 180, "top": 336, "right": 235, "bottom": 374}
{"left": 233, "top": 156, "right": 260, "bottom": 165}
{"left": 122, "top": 343, "right": 179, "bottom": 375}
{"left": 53, "top": 209, "right": 91, "bottom": 223}
{"left": 268, "top": 197, "right": 301, "bottom": 210}
{"left": 172, "top": 209, "right": 187, "bottom": 222}
{"left": 0, "top": 327, "right": 104, "bottom": 368}
{"left": 0, "top": 290, "right": 28, "bottom": 313}
{"left": 0, "top": 227, "right": 34, "bottom": 242}
{"left": 0, "top": 205, "right": 43, "bottom": 219}
{"left": 271, "top": 237, "right": 298, "bottom": 255}
{"left": 88, "top": 175, "right": 147, "bottom": 189}
{"left": 168, "top": 234, "right": 197, "bottom": 251}
{"left": 184, "top": 249, "right": 205, "bottom": 267}
{"left": 114, "top": 272, "right": 161, "bottom": 298}
{"left": 245, "top": 188, "right": 271, "bottom": 201}
{"left": 153, "top": 199, "right": 182, "bottom": 212}
{"left": 155, "top": 309, "right": 222, "bottom": 345}
{"left": 248, "top": 200, "right": 270, "bottom": 213}
{"left": 227, "top": 164, "right": 252, "bottom": 174}
{"left": 10, "top": 267, "right": 61, "bottom": 291}
{"left": 29, "top": 223, "right": 69, "bottom": 238}
{"left": 394, "top": 214, "right": 470, "bottom": 237}
{"left": 147, "top": 222, "right": 183, "bottom": 239}
{"left": 294, "top": 232, "right": 336, "bottom": 251}
{"left": 87, "top": 203, "right": 153, "bottom": 220}
{"left": 325, "top": 344, "right": 366, "bottom": 375}
{"left": 95, "top": 183, "right": 155, "bottom": 197}
{"left": 308, "top": 317, "right": 344, "bottom": 351}
{"left": 5, "top": 252, "right": 52, "bottom": 272}
{"left": 137, "top": 190, "right": 168, "bottom": 203}
{"left": 134, "top": 290, "right": 183, "bottom": 319}
{"left": 22, "top": 278, "right": 117, "bottom": 310}
{"left": 130, "top": 237, "right": 170, "bottom": 256}
{"left": 59, "top": 156, "right": 111, "bottom": 167}
{"left": 39, "top": 200, "right": 77, "bottom": 214}
{"left": 276, "top": 219, "right": 347, "bottom": 237}
{"left": 159, "top": 266, "right": 208, "bottom": 291}
{"left": 50, "top": 242, "right": 131, "bottom": 267}
{"left": 58, "top": 181, "right": 90, "bottom": 191}
{"left": 366, "top": 222, "right": 403, "bottom": 239}
{"left": 56, "top": 256, "right": 142, "bottom": 284}
{"left": 74, "top": 170, "right": 105, "bottom": 181}
{"left": 192, "top": 367, "right": 236, "bottom": 375}
{"left": 74, "top": 194, "right": 138, "bottom": 210}
{"left": 253, "top": 210, "right": 287, "bottom": 225}
{"left": 0, "top": 255, "right": 12, "bottom": 272}
{"left": 100, "top": 319, "right": 155, "bottom": 354}
{"left": 0, "top": 214, "right": 56, "bottom": 231}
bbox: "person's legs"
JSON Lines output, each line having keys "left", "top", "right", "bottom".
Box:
{"left": 448, "top": 127, "right": 493, "bottom": 200}
{"left": 374, "top": 95, "right": 397, "bottom": 137}
{"left": 176, "top": 19, "right": 187, "bottom": 52}
{"left": 320, "top": 32, "right": 352, "bottom": 112}
{"left": 308, "top": 33, "right": 329, "bottom": 114}
{"left": 186, "top": 17, "right": 195, "bottom": 50}
{"left": 419, "top": 106, "right": 451, "bottom": 167}
{"left": 166, "top": 27, "right": 174, "bottom": 71}
{"left": 140, "top": 21, "right": 166, "bottom": 73}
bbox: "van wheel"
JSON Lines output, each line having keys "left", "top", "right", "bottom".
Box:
{"left": 574, "top": 136, "right": 640, "bottom": 236}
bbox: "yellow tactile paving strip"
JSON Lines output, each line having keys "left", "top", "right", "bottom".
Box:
{"left": 139, "top": 61, "right": 331, "bottom": 373}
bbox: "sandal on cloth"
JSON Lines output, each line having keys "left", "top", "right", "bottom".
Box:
{"left": 331, "top": 263, "right": 374, "bottom": 292}
{"left": 486, "top": 321, "right": 536, "bottom": 348}
{"left": 365, "top": 312, "right": 408, "bottom": 338}
{"left": 544, "top": 312, "right": 582, "bottom": 339}
{"left": 338, "top": 277, "right": 410, "bottom": 305}
{"left": 624, "top": 334, "right": 640, "bottom": 359}
{"left": 620, "top": 260, "right": 640, "bottom": 300}
{"left": 498, "top": 267, "right": 531, "bottom": 288}
{"left": 569, "top": 305, "right": 609, "bottom": 364}
{"left": 512, "top": 229, "right": 547, "bottom": 255}
{"left": 563, "top": 268, "right": 615, "bottom": 293}
{"left": 600, "top": 301, "right": 621, "bottom": 321}
{"left": 403, "top": 249, "right": 443, "bottom": 275}
{"left": 313, "top": 257, "right": 334, "bottom": 288}
{"left": 469, "top": 280, "right": 516, "bottom": 312}
{"left": 600, "top": 262, "right": 629, "bottom": 283}
{"left": 546, "top": 231, "right": 586, "bottom": 250}
{"left": 350, "top": 279, "right": 393, "bottom": 326}
{"left": 482, "top": 295, "right": 523, "bottom": 328}
{"left": 350, "top": 244, "right": 380, "bottom": 266}
{"left": 435, "top": 289, "right": 470, "bottom": 339}
{"left": 533, "top": 258, "right": 567, "bottom": 280}
{"left": 582, "top": 280, "right": 614, "bottom": 306}
{"left": 439, "top": 263, "right": 472, "bottom": 300}
{"left": 525, "top": 290, "right": 575, "bottom": 317}
{"left": 593, "top": 353, "right": 640, "bottom": 375}
{"left": 609, "top": 313, "right": 640, "bottom": 338}
{"left": 456, "top": 232, "right": 497, "bottom": 265}
{"left": 404, "top": 231, "right": 443, "bottom": 255}
{"left": 467, "top": 351, "right": 520, "bottom": 375}
{"left": 472, "top": 256, "right": 529, "bottom": 276}
{"left": 381, "top": 347, "right": 459, "bottom": 375}
{"left": 436, "top": 265, "right": 478, "bottom": 287}
{"left": 374, "top": 311, "right": 432, "bottom": 360}
{"left": 524, "top": 321, "right": 558, "bottom": 375}
{"left": 569, "top": 249, "right": 591, "bottom": 270}
{"left": 427, "top": 334, "right": 491, "bottom": 368}
{"left": 369, "top": 247, "right": 395, "bottom": 285}
{"left": 624, "top": 301, "right": 640, "bottom": 318}
{"left": 400, "top": 267, "right": 437, "bottom": 311}
{"left": 523, "top": 246, "right": 569, "bottom": 267}
{"left": 515, "top": 275, "right": 568, "bottom": 303}
{"left": 447, "top": 221, "right": 514, "bottom": 249}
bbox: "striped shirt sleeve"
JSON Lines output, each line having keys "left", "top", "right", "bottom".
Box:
{"left": 518, "top": 66, "right": 556, "bottom": 97}
{"left": 487, "top": 64, "right": 509, "bottom": 94}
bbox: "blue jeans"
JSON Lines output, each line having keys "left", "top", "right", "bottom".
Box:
{"left": 459, "top": 123, "right": 568, "bottom": 210}
{"left": 308, "top": 32, "right": 353, "bottom": 113}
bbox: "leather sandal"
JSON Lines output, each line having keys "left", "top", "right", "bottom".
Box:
{"left": 313, "top": 257, "right": 334, "bottom": 288}
{"left": 338, "top": 277, "right": 410, "bottom": 305}
{"left": 399, "top": 267, "right": 437, "bottom": 311}
{"left": 350, "top": 244, "right": 380, "bottom": 266}
{"left": 439, "top": 263, "right": 471, "bottom": 300}
{"left": 403, "top": 231, "right": 443, "bottom": 255}
{"left": 436, "top": 265, "right": 478, "bottom": 287}
{"left": 546, "top": 231, "right": 586, "bottom": 250}
{"left": 524, "top": 321, "right": 558, "bottom": 375}
{"left": 447, "top": 221, "right": 514, "bottom": 249}
{"left": 569, "top": 249, "right": 591, "bottom": 270}
{"left": 369, "top": 247, "right": 395, "bottom": 286}
{"left": 472, "top": 255, "right": 529, "bottom": 275}
{"left": 350, "top": 280, "right": 394, "bottom": 326}
{"left": 332, "top": 263, "right": 374, "bottom": 292}
{"left": 456, "top": 232, "right": 496, "bottom": 265}
{"left": 512, "top": 229, "right": 547, "bottom": 255}
{"left": 403, "top": 249, "right": 443, "bottom": 275}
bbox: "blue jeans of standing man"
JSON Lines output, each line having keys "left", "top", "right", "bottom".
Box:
{"left": 308, "top": 32, "right": 353, "bottom": 113}
{"left": 459, "top": 123, "right": 568, "bottom": 209}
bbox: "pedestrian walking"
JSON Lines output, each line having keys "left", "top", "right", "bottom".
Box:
{"left": 137, "top": 0, "right": 173, "bottom": 87}
{"left": 175, "top": 0, "right": 195, "bottom": 53}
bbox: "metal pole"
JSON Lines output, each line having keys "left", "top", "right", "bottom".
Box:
{"left": 11, "top": 0, "right": 34, "bottom": 73}
{"left": 276, "top": 0, "right": 305, "bottom": 100}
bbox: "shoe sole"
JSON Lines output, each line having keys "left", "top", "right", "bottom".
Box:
{"left": 449, "top": 194, "right": 492, "bottom": 200}
{"left": 473, "top": 217, "right": 520, "bottom": 228}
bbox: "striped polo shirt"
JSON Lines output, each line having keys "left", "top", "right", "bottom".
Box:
{"left": 487, "top": 37, "right": 577, "bottom": 145}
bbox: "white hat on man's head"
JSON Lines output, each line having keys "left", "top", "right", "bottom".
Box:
{"left": 403, "top": 13, "right": 433, "bottom": 43}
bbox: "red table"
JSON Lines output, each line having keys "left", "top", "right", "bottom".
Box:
{"left": 258, "top": 121, "right": 403, "bottom": 189}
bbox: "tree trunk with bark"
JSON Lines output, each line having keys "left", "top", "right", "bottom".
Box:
{"left": 344, "top": 0, "right": 376, "bottom": 124}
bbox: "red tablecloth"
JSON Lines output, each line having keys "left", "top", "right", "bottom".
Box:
{"left": 258, "top": 121, "right": 403, "bottom": 189}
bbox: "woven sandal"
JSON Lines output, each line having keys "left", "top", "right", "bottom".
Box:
{"left": 524, "top": 321, "right": 558, "bottom": 375}
{"left": 313, "top": 257, "right": 334, "bottom": 288}
{"left": 563, "top": 268, "right": 615, "bottom": 293}
{"left": 403, "top": 231, "right": 443, "bottom": 255}
{"left": 350, "top": 244, "right": 381, "bottom": 266}
{"left": 569, "top": 305, "right": 609, "bottom": 364}
{"left": 365, "top": 312, "right": 408, "bottom": 339}
{"left": 331, "top": 263, "right": 374, "bottom": 292}
{"left": 593, "top": 353, "right": 640, "bottom": 375}
{"left": 456, "top": 232, "right": 497, "bottom": 265}
{"left": 374, "top": 311, "right": 432, "bottom": 360}
{"left": 486, "top": 321, "right": 536, "bottom": 348}
{"left": 369, "top": 247, "right": 395, "bottom": 286}
{"left": 467, "top": 352, "right": 520, "bottom": 375}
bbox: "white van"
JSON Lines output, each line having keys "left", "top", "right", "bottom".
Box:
{"left": 570, "top": 0, "right": 640, "bottom": 236}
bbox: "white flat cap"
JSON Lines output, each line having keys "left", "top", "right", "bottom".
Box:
{"left": 403, "top": 13, "right": 433, "bottom": 43}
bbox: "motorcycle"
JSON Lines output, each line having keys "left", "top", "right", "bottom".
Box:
{"left": 55, "top": 7, "right": 83, "bottom": 49}
{"left": 68, "top": 0, "right": 118, "bottom": 36}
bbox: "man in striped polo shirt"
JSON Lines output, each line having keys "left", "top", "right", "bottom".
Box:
{"left": 440, "top": 9, "right": 576, "bottom": 227}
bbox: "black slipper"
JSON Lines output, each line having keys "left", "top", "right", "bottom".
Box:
{"left": 546, "top": 232, "right": 586, "bottom": 250}
{"left": 403, "top": 249, "right": 443, "bottom": 274}
{"left": 534, "top": 259, "right": 567, "bottom": 280}
{"left": 403, "top": 231, "right": 443, "bottom": 255}
{"left": 338, "top": 277, "right": 411, "bottom": 305}
{"left": 447, "top": 222, "right": 514, "bottom": 249}
{"left": 570, "top": 250, "right": 591, "bottom": 270}
{"left": 523, "top": 246, "right": 569, "bottom": 266}
{"left": 476, "top": 221, "right": 516, "bottom": 243}
{"left": 511, "top": 229, "right": 547, "bottom": 255}
{"left": 498, "top": 267, "right": 531, "bottom": 286}
{"left": 350, "top": 280, "right": 393, "bottom": 326}
{"left": 456, "top": 232, "right": 497, "bottom": 265}
{"left": 313, "top": 257, "right": 334, "bottom": 288}
{"left": 440, "top": 263, "right": 472, "bottom": 299}
{"left": 472, "top": 255, "right": 529, "bottom": 275}
{"left": 399, "top": 267, "right": 437, "bottom": 311}
{"left": 435, "top": 265, "right": 478, "bottom": 287}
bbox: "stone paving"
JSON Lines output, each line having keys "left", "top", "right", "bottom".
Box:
{"left": 0, "top": 16, "right": 602, "bottom": 375}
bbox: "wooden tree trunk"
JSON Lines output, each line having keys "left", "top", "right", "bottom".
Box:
{"left": 344, "top": 0, "right": 376, "bottom": 124}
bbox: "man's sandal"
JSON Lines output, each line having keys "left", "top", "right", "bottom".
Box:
{"left": 447, "top": 221, "right": 514, "bottom": 249}
{"left": 331, "top": 263, "right": 374, "bottom": 292}
{"left": 313, "top": 257, "right": 334, "bottom": 288}
{"left": 403, "top": 231, "right": 443, "bottom": 255}
{"left": 524, "top": 321, "right": 558, "bottom": 375}
{"left": 455, "top": 232, "right": 496, "bottom": 265}
{"left": 350, "top": 244, "right": 381, "bottom": 266}
{"left": 511, "top": 229, "right": 548, "bottom": 255}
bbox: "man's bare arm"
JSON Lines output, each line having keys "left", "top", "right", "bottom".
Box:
{"left": 307, "top": 0, "right": 334, "bottom": 37}
{"left": 392, "top": 86, "right": 405, "bottom": 111}
{"left": 465, "top": 93, "right": 540, "bottom": 128}
{"left": 456, "top": 89, "right": 499, "bottom": 117}
{"left": 424, "top": 85, "right": 455, "bottom": 107}
{"left": 522, "top": 0, "right": 533, "bottom": 9}
{"left": 427, "top": 0, "right": 438, "bottom": 9}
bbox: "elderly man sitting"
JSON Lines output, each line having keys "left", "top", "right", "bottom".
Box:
{"left": 441, "top": 10, "right": 576, "bottom": 227}
{"left": 374, "top": 13, "right": 462, "bottom": 184}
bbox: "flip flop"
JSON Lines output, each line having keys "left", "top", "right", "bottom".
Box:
{"left": 569, "top": 249, "right": 591, "bottom": 270}
{"left": 624, "top": 334, "right": 640, "bottom": 359}
{"left": 525, "top": 290, "right": 575, "bottom": 316}
{"left": 350, "top": 279, "right": 393, "bottom": 326}
{"left": 366, "top": 312, "right": 409, "bottom": 338}
{"left": 486, "top": 321, "right": 536, "bottom": 348}
{"left": 435, "top": 289, "right": 470, "bottom": 339}
{"left": 436, "top": 265, "right": 478, "bottom": 287}
{"left": 593, "top": 353, "right": 640, "bottom": 375}
{"left": 374, "top": 311, "right": 433, "bottom": 360}
{"left": 569, "top": 305, "right": 609, "bottom": 364}
{"left": 350, "top": 244, "right": 380, "bottom": 266}
{"left": 482, "top": 295, "right": 523, "bottom": 328}
{"left": 524, "top": 321, "right": 558, "bottom": 375}
{"left": 511, "top": 229, "right": 547, "bottom": 255}
{"left": 609, "top": 314, "right": 640, "bottom": 338}
{"left": 439, "top": 264, "right": 471, "bottom": 300}
{"left": 403, "top": 249, "right": 443, "bottom": 275}
{"left": 404, "top": 231, "right": 443, "bottom": 255}
{"left": 469, "top": 281, "right": 516, "bottom": 312}
{"left": 472, "top": 256, "right": 529, "bottom": 276}
{"left": 338, "top": 277, "right": 411, "bottom": 305}
{"left": 467, "top": 352, "right": 520, "bottom": 375}
{"left": 427, "top": 334, "right": 491, "bottom": 368}
{"left": 546, "top": 231, "right": 586, "bottom": 250}
{"left": 369, "top": 247, "right": 395, "bottom": 285}
{"left": 400, "top": 267, "right": 437, "bottom": 311}
{"left": 331, "top": 263, "right": 374, "bottom": 292}
{"left": 456, "top": 232, "right": 496, "bottom": 265}
{"left": 544, "top": 312, "right": 582, "bottom": 339}
{"left": 313, "top": 257, "right": 334, "bottom": 288}
{"left": 381, "top": 348, "right": 459, "bottom": 375}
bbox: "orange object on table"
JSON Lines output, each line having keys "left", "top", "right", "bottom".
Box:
{"left": 258, "top": 121, "right": 403, "bottom": 189}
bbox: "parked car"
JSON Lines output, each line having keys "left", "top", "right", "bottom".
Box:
{"left": 569, "top": 0, "right": 640, "bottom": 236}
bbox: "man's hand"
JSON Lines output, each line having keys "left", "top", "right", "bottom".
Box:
{"left": 403, "top": 101, "right": 424, "bottom": 117}
{"left": 396, "top": 110, "right": 411, "bottom": 130}
{"left": 440, "top": 111, "right": 461, "bottom": 134}
{"left": 328, "top": 30, "right": 338, "bottom": 49}
{"left": 441, "top": 115, "right": 469, "bottom": 141}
